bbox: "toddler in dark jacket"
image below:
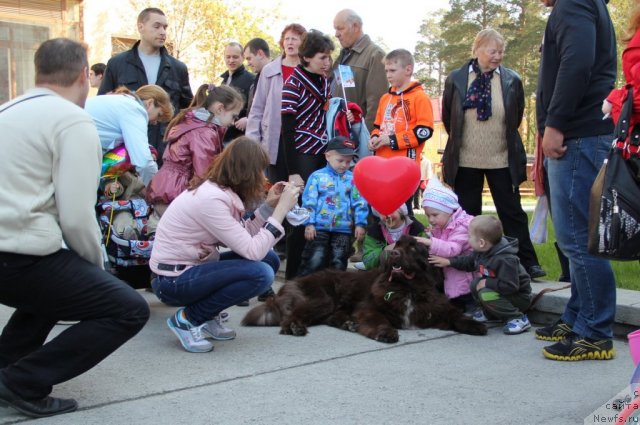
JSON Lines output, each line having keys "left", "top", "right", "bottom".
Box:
{"left": 429, "top": 215, "right": 532, "bottom": 335}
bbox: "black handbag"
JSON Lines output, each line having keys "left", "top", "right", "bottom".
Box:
{"left": 588, "top": 86, "right": 640, "bottom": 260}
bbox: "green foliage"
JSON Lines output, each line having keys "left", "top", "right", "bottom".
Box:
{"left": 414, "top": 211, "right": 639, "bottom": 290}
{"left": 413, "top": 0, "right": 629, "bottom": 154}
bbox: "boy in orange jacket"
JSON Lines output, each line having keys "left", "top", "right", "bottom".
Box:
{"left": 369, "top": 49, "right": 434, "bottom": 166}
{"left": 368, "top": 48, "right": 434, "bottom": 214}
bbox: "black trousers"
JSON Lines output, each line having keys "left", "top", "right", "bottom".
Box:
{"left": 271, "top": 137, "right": 326, "bottom": 280}
{"left": 454, "top": 167, "right": 540, "bottom": 270}
{"left": 0, "top": 249, "right": 149, "bottom": 399}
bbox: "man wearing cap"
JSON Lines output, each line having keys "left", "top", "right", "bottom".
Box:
{"left": 297, "top": 136, "right": 369, "bottom": 276}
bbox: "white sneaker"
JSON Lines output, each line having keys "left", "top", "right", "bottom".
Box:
{"left": 353, "top": 261, "right": 366, "bottom": 270}
{"left": 472, "top": 309, "right": 489, "bottom": 323}
{"left": 202, "top": 315, "right": 236, "bottom": 340}
{"left": 503, "top": 315, "right": 531, "bottom": 335}
{"left": 167, "top": 309, "right": 214, "bottom": 353}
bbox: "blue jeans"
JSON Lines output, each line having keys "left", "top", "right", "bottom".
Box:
{"left": 298, "top": 231, "right": 351, "bottom": 277}
{"left": 546, "top": 135, "right": 616, "bottom": 340}
{"left": 152, "top": 250, "right": 279, "bottom": 325}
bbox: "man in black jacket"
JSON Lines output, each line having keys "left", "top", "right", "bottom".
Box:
{"left": 535, "top": 0, "right": 617, "bottom": 361}
{"left": 99, "top": 7, "right": 193, "bottom": 163}
{"left": 220, "top": 42, "right": 255, "bottom": 145}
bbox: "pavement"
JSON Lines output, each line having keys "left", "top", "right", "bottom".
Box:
{"left": 0, "top": 273, "right": 637, "bottom": 424}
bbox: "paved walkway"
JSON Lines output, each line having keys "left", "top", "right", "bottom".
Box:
{"left": 0, "top": 281, "right": 636, "bottom": 424}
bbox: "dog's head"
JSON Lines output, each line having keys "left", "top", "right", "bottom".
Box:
{"left": 382, "top": 235, "right": 433, "bottom": 283}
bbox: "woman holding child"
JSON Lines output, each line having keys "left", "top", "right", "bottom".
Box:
{"left": 149, "top": 137, "right": 300, "bottom": 353}
{"left": 441, "top": 28, "right": 545, "bottom": 279}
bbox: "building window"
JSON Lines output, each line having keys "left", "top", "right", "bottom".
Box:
{"left": 0, "top": 22, "right": 49, "bottom": 103}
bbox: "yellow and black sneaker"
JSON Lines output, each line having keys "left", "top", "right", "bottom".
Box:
{"left": 535, "top": 320, "right": 573, "bottom": 341}
{"left": 542, "top": 335, "right": 615, "bottom": 361}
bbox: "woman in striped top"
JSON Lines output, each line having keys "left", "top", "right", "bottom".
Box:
{"left": 280, "top": 29, "right": 334, "bottom": 279}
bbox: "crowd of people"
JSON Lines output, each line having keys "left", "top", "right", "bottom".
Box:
{"left": 0, "top": 0, "right": 630, "bottom": 418}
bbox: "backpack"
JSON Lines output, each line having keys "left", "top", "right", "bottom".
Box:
{"left": 325, "top": 97, "right": 371, "bottom": 162}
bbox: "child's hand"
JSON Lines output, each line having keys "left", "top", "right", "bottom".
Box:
{"left": 304, "top": 225, "right": 316, "bottom": 241}
{"left": 346, "top": 110, "right": 355, "bottom": 124}
{"left": 234, "top": 117, "right": 248, "bottom": 131}
{"left": 414, "top": 236, "right": 431, "bottom": 247}
{"left": 354, "top": 225, "right": 366, "bottom": 241}
{"left": 475, "top": 279, "right": 487, "bottom": 290}
{"left": 429, "top": 255, "right": 450, "bottom": 268}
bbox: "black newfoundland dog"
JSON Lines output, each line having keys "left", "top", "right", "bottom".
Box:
{"left": 242, "top": 235, "right": 487, "bottom": 342}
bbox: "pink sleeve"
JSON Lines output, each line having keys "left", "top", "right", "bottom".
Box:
{"left": 198, "top": 198, "right": 283, "bottom": 261}
{"left": 429, "top": 227, "right": 470, "bottom": 258}
{"left": 191, "top": 128, "right": 222, "bottom": 179}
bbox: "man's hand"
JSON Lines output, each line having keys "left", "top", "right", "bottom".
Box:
{"left": 542, "top": 126, "right": 567, "bottom": 159}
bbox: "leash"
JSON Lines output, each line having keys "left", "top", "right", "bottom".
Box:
{"left": 527, "top": 283, "right": 571, "bottom": 313}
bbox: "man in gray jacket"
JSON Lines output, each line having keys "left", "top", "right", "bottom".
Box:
{"left": 333, "top": 9, "right": 388, "bottom": 262}
{"left": 332, "top": 9, "right": 387, "bottom": 131}
{"left": 0, "top": 38, "right": 149, "bottom": 418}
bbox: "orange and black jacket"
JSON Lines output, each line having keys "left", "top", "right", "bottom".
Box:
{"left": 370, "top": 81, "right": 434, "bottom": 164}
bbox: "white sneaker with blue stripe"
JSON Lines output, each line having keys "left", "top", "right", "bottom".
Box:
{"left": 503, "top": 315, "right": 531, "bottom": 335}
{"left": 167, "top": 308, "right": 214, "bottom": 353}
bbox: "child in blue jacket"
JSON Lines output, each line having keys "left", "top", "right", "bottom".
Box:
{"left": 297, "top": 136, "right": 368, "bottom": 276}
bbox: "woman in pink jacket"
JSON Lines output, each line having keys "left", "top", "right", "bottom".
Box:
{"left": 150, "top": 137, "right": 300, "bottom": 353}
{"left": 146, "top": 84, "right": 243, "bottom": 218}
{"left": 418, "top": 179, "right": 476, "bottom": 313}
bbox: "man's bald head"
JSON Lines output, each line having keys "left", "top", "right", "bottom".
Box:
{"left": 333, "top": 9, "right": 364, "bottom": 49}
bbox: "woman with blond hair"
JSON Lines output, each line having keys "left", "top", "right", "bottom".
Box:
{"left": 86, "top": 85, "right": 173, "bottom": 186}
{"left": 150, "top": 137, "right": 300, "bottom": 353}
{"left": 441, "top": 28, "right": 545, "bottom": 279}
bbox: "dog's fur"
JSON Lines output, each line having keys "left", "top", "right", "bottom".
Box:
{"left": 242, "top": 235, "right": 487, "bottom": 342}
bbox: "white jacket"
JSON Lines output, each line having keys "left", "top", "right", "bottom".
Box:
{"left": 0, "top": 88, "right": 104, "bottom": 267}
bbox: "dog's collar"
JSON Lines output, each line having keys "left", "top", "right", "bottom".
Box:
{"left": 384, "top": 291, "right": 395, "bottom": 301}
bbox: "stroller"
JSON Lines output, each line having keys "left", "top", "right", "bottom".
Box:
{"left": 98, "top": 147, "right": 155, "bottom": 289}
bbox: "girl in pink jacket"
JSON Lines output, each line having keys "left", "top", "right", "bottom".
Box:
{"left": 418, "top": 179, "right": 476, "bottom": 312}
{"left": 146, "top": 84, "right": 244, "bottom": 218}
{"left": 150, "top": 138, "right": 300, "bottom": 353}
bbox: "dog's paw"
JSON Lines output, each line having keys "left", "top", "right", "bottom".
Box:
{"left": 342, "top": 320, "right": 359, "bottom": 332}
{"left": 289, "top": 321, "right": 308, "bottom": 336}
{"left": 375, "top": 327, "right": 399, "bottom": 343}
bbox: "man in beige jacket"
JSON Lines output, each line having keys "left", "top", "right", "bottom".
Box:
{"left": 0, "top": 38, "right": 149, "bottom": 418}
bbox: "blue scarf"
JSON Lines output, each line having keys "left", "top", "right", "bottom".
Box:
{"left": 462, "top": 59, "right": 495, "bottom": 121}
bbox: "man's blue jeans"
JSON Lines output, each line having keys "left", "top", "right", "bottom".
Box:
{"left": 546, "top": 135, "right": 616, "bottom": 340}
{"left": 152, "top": 250, "right": 279, "bottom": 325}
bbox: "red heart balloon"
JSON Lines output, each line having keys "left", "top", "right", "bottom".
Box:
{"left": 353, "top": 156, "right": 421, "bottom": 215}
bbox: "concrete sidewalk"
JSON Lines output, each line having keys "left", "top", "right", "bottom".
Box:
{"left": 0, "top": 277, "right": 637, "bottom": 425}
